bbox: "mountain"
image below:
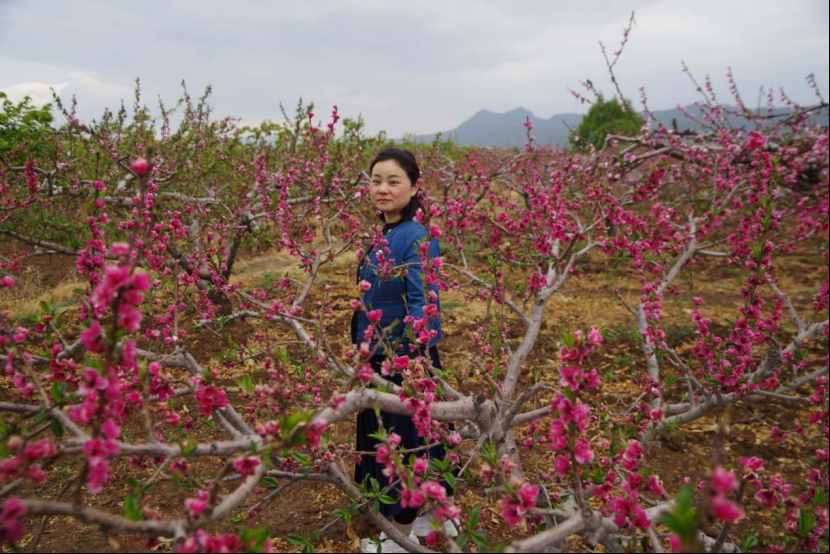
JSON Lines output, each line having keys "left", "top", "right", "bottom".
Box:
{"left": 404, "top": 107, "right": 581, "bottom": 148}
{"left": 403, "top": 104, "right": 829, "bottom": 148}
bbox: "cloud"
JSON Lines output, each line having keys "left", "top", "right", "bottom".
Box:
{"left": 66, "top": 72, "right": 132, "bottom": 99}
{"left": 1, "top": 72, "right": 132, "bottom": 118}
{"left": 0, "top": 0, "right": 826, "bottom": 136}
{"left": 0, "top": 81, "right": 68, "bottom": 106}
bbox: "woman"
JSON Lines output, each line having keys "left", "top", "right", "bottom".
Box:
{"left": 351, "top": 147, "right": 448, "bottom": 552}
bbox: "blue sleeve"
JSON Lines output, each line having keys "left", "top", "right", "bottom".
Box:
{"left": 402, "top": 233, "right": 428, "bottom": 321}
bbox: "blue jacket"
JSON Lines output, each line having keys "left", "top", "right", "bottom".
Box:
{"left": 351, "top": 219, "right": 443, "bottom": 353}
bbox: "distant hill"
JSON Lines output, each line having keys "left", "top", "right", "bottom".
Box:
{"left": 403, "top": 104, "right": 829, "bottom": 148}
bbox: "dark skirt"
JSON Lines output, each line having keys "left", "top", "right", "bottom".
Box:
{"left": 354, "top": 345, "right": 453, "bottom": 523}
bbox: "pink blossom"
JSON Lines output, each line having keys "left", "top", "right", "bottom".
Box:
{"left": 587, "top": 327, "right": 603, "bottom": 346}
{"left": 573, "top": 438, "right": 594, "bottom": 465}
{"left": 87, "top": 457, "right": 111, "bottom": 494}
{"left": 412, "top": 457, "right": 429, "bottom": 475}
{"left": 83, "top": 438, "right": 120, "bottom": 458}
{"left": 554, "top": 455, "right": 571, "bottom": 477}
{"left": 375, "top": 445, "right": 391, "bottom": 465}
{"left": 420, "top": 481, "right": 447, "bottom": 502}
{"left": 232, "top": 456, "right": 261, "bottom": 477}
{"left": 424, "top": 531, "right": 440, "bottom": 547}
{"left": 130, "top": 157, "right": 150, "bottom": 176}
{"left": 500, "top": 496, "right": 523, "bottom": 527}
{"left": 447, "top": 432, "right": 462, "bottom": 447}
{"left": 647, "top": 475, "right": 668, "bottom": 498}
{"left": 23, "top": 439, "right": 57, "bottom": 461}
{"left": 710, "top": 494, "right": 744, "bottom": 523}
{"left": 739, "top": 456, "right": 765, "bottom": 475}
{"left": 306, "top": 421, "right": 326, "bottom": 449}
{"left": 631, "top": 504, "right": 651, "bottom": 529}
{"left": 184, "top": 490, "right": 211, "bottom": 518}
{"left": 518, "top": 483, "right": 539, "bottom": 508}
{"left": 12, "top": 327, "right": 28, "bottom": 343}
{"left": 117, "top": 303, "right": 143, "bottom": 332}
{"left": 25, "top": 465, "right": 46, "bottom": 484}
{"left": 400, "top": 486, "right": 425, "bottom": 510}
{"left": 573, "top": 402, "right": 591, "bottom": 431}
{"left": 177, "top": 530, "right": 243, "bottom": 553}
{"left": 358, "top": 280, "right": 371, "bottom": 292}
{"left": 668, "top": 534, "right": 683, "bottom": 552}
{"left": 356, "top": 364, "right": 373, "bottom": 383}
{"left": 110, "top": 242, "right": 130, "bottom": 256}
{"left": 0, "top": 457, "right": 21, "bottom": 481}
{"left": 0, "top": 497, "right": 27, "bottom": 543}
{"left": 386, "top": 433, "right": 402, "bottom": 448}
{"left": 746, "top": 131, "right": 766, "bottom": 151}
{"left": 101, "top": 419, "right": 121, "bottom": 440}
{"left": 366, "top": 309, "right": 383, "bottom": 323}
{"left": 711, "top": 466, "right": 738, "bottom": 495}
{"left": 194, "top": 383, "right": 228, "bottom": 415}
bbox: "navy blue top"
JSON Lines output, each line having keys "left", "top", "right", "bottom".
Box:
{"left": 350, "top": 219, "right": 443, "bottom": 353}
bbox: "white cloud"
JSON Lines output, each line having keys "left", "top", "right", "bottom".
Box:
{"left": 66, "top": 72, "right": 132, "bottom": 99}
{"left": 0, "top": 81, "right": 67, "bottom": 106}
{"left": 0, "top": 0, "right": 826, "bottom": 136}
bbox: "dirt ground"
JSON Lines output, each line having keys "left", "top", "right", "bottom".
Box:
{"left": 1, "top": 236, "right": 827, "bottom": 553}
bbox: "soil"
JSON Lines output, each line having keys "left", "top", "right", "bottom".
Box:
{"left": 1, "top": 236, "right": 827, "bottom": 553}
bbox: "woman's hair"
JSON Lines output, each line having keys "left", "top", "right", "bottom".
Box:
{"left": 369, "top": 147, "right": 420, "bottom": 185}
{"left": 369, "top": 147, "right": 423, "bottom": 223}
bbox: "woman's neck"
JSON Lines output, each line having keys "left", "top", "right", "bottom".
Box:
{"left": 383, "top": 211, "right": 402, "bottom": 224}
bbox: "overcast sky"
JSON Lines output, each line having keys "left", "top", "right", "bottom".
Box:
{"left": 1, "top": 1, "right": 828, "bottom": 137}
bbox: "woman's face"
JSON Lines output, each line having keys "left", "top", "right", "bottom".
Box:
{"left": 369, "top": 159, "right": 418, "bottom": 222}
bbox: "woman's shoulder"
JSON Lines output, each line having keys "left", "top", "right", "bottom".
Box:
{"left": 392, "top": 219, "right": 428, "bottom": 241}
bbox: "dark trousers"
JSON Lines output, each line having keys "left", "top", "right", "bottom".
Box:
{"left": 354, "top": 346, "right": 453, "bottom": 524}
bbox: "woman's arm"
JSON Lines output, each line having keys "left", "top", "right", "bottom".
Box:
{"left": 401, "top": 235, "right": 440, "bottom": 345}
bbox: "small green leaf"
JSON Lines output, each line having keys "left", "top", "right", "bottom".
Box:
{"left": 282, "top": 409, "right": 313, "bottom": 438}
{"left": 122, "top": 493, "right": 143, "bottom": 522}
{"left": 430, "top": 457, "right": 451, "bottom": 473}
{"left": 333, "top": 508, "right": 352, "bottom": 524}
{"left": 238, "top": 375, "right": 254, "bottom": 394}
{"left": 180, "top": 439, "right": 198, "bottom": 457}
{"left": 741, "top": 532, "right": 759, "bottom": 552}
{"left": 240, "top": 528, "right": 269, "bottom": 552}
{"left": 286, "top": 534, "right": 315, "bottom": 553}
{"left": 260, "top": 476, "right": 280, "bottom": 489}
{"left": 49, "top": 417, "right": 65, "bottom": 438}
{"left": 368, "top": 430, "right": 387, "bottom": 442}
{"left": 798, "top": 509, "right": 816, "bottom": 538}
{"left": 50, "top": 382, "right": 66, "bottom": 403}
{"left": 658, "top": 486, "right": 699, "bottom": 545}
{"left": 292, "top": 452, "right": 311, "bottom": 468}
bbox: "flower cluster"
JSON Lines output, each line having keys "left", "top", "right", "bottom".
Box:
{"left": 547, "top": 328, "right": 604, "bottom": 479}
{"left": 708, "top": 466, "right": 744, "bottom": 524}
{"left": 500, "top": 481, "right": 540, "bottom": 527}
{"left": 373, "top": 433, "right": 461, "bottom": 536}
{"left": 607, "top": 440, "right": 652, "bottom": 530}
{"left": 0, "top": 498, "right": 26, "bottom": 544}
